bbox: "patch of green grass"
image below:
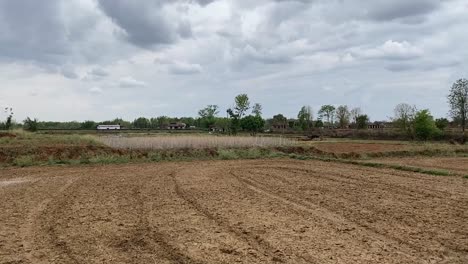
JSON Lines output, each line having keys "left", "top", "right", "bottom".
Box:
{"left": 310, "top": 156, "right": 458, "bottom": 177}
{"left": 12, "top": 155, "right": 36, "bottom": 167}
{"left": 218, "top": 149, "right": 240, "bottom": 160}
{"left": 88, "top": 155, "right": 132, "bottom": 164}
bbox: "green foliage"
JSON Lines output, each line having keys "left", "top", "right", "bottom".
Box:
{"left": 435, "top": 118, "right": 449, "bottom": 130}
{"left": 13, "top": 155, "right": 36, "bottom": 167}
{"left": 252, "top": 103, "right": 263, "bottom": 116}
{"left": 447, "top": 78, "right": 468, "bottom": 132}
{"left": 413, "top": 109, "right": 440, "bottom": 141}
{"left": 23, "top": 117, "right": 39, "bottom": 132}
{"left": 233, "top": 94, "right": 250, "bottom": 118}
{"left": 3, "top": 107, "right": 14, "bottom": 130}
{"left": 297, "top": 106, "right": 313, "bottom": 131}
{"left": 315, "top": 119, "right": 324, "bottom": 128}
{"left": 241, "top": 115, "right": 265, "bottom": 135}
{"left": 227, "top": 94, "right": 251, "bottom": 134}
{"left": 198, "top": 105, "right": 219, "bottom": 128}
{"left": 336, "top": 105, "right": 350, "bottom": 128}
{"left": 133, "top": 117, "right": 150, "bottom": 129}
{"left": 81, "top": 120, "right": 96, "bottom": 129}
{"left": 393, "top": 103, "right": 417, "bottom": 137}
{"left": 318, "top": 105, "right": 336, "bottom": 127}
{"left": 356, "top": 115, "right": 369, "bottom": 129}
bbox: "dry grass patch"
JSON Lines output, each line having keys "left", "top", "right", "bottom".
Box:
{"left": 98, "top": 135, "right": 295, "bottom": 150}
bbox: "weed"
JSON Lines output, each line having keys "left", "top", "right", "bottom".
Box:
{"left": 13, "top": 155, "right": 36, "bottom": 167}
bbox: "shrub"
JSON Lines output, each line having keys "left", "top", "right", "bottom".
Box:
{"left": 23, "top": 117, "right": 39, "bottom": 132}
{"left": 13, "top": 155, "right": 35, "bottom": 167}
{"left": 414, "top": 110, "right": 440, "bottom": 141}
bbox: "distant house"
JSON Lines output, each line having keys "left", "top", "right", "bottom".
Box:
{"left": 367, "top": 121, "right": 392, "bottom": 129}
{"left": 167, "top": 122, "right": 186, "bottom": 130}
{"left": 97, "top": 124, "right": 121, "bottom": 130}
{"left": 271, "top": 121, "right": 289, "bottom": 133}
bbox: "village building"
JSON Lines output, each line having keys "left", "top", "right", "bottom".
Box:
{"left": 166, "top": 122, "right": 186, "bottom": 130}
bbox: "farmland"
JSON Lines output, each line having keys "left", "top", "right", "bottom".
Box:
{"left": 1, "top": 159, "right": 467, "bottom": 263}
{"left": 1, "top": 132, "right": 468, "bottom": 263}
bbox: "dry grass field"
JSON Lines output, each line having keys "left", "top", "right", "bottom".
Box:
{"left": 1, "top": 159, "right": 467, "bottom": 264}
{"left": 98, "top": 135, "right": 295, "bottom": 150}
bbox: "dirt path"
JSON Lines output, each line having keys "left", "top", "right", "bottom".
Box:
{"left": 1, "top": 159, "right": 467, "bottom": 263}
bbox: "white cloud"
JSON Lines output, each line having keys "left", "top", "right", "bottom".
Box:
{"left": 89, "top": 86, "right": 104, "bottom": 94}
{"left": 118, "top": 76, "right": 147, "bottom": 88}
{"left": 354, "top": 40, "right": 424, "bottom": 60}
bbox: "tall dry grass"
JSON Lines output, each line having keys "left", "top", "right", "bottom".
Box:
{"left": 98, "top": 135, "right": 295, "bottom": 150}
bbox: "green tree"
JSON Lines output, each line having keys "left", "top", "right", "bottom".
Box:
{"left": 414, "top": 109, "right": 440, "bottom": 141}
{"left": 227, "top": 94, "right": 251, "bottom": 134}
{"left": 336, "top": 105, "right": 351, "bottom": 128}
{"left": 241, "top": 115, "right": 265, "bottom": 135}
{"left": 23, "top": 117, "right": 39, "bottom": 132}
{"left": 356, "top": 115, "right": 369, "bottom": 129}
{"left": 318, "top": 105, "right": 336, "bottom": 127}
{"left": 435, "top": 118, "right": 449, "bottom": 131}
{"left": 350, "top": 107, "right": 362, "bottom": 127}
{"left": 233, "top": 94, "right": 250, "bottom": 118}
{"left": 297, "top": 106, "right": 313, "bottom": 131}
{"left": 198, "top": 105, "right": 219, "bottom": 128}
{"left": 447, "top": 78, "right": 468, "bottom": 135}
{"left": 3, "top": 107, "right": 13, "bottom": 130}
{"left": 393, "top": 103, "right": 416, "bottom": 137}
{"left": 133, "top": 117, "right": 150, "bottom": 129}
{"left": 81, "top": 120, "right": 96, "bottom": 129}
{"left": 252, "top": 103, "right": 262, "bottom": 116}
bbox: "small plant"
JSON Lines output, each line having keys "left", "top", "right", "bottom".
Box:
{"left": 23, "top": 117, "right": 39, "bottom": 132}
{"left": 13, "top": 155, "right": 35, "bottom": 167}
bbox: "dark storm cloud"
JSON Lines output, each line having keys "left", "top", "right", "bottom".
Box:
{"left": 97, "top": 0, "right": 214, "bottom": 48}
{"left": 0, "top": 0, "right": 68, "bottom": 64}
{"left": 365, "top": 0, "right": 440, "bottom": 22}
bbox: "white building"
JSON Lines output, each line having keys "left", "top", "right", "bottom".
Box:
{"left": 97, "top": 125, "right": 121, "bottom": 130}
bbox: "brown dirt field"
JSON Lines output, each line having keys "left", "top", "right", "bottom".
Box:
{"left": 311, "top": 142, "right": 419, "bottom": 154}
{"left": 1, "top": 160, "right": 467, "bottom": 264}
{"left": 369, "top": 157, "right": 468, "bottom": 175}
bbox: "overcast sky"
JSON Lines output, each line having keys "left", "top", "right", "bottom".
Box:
{"left": 1, "top": 0, "right": 467, "bottom": 122}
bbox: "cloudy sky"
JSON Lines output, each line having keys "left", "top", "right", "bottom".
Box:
{"left": 1, "top": 0, "right": 467, "bottom": 122}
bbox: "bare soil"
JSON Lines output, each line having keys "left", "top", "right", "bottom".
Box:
{"left": 369, "top": 157, "right": 468, "bottom": 175}
{"left": 1, "top": 159, "right": 467, "bottom": 264}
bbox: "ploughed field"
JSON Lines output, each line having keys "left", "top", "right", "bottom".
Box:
{"left": 1, "top": 160, "right": 467, "bottom": 264}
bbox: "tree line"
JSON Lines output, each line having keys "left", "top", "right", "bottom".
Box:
{"left": 1, "top": 78, "right": 467, "bottom": 140}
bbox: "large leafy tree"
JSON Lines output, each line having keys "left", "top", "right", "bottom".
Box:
{"left": 448, "top": 78, "right": 468, "bottom": 135}
{"left": 393, "top": 103, "right": 417, "bottom": 137}
{"left": 336, "top": 105, "right": 351, "bottom": 128}
{"left": 227, "top": 94, "right": 251, "bottom": 134}
{"left": 252, "top": 103, "right": 263, "bottom": 116}
{"left": 414, "top": 109, "right": 440, "bottom": 141}
{"left": 350, "top": 107, "right": 362, "bottom": 127}
{"left": 133, "top": 117, "right": 150, "bottom": 129}
{"left": 318, "top": 105, "right": 336, "bottom": 127}
{"left": 297, "top": 106, "right": 313, "bottom": 131}
{"left": 198, "top": 105, "right": 219, "bottom": 128}
{"left": 241, "top": 115, "right": 265, "bottom": 135}
{"left": 356, "top": 115, "right": 369, "bottom": 129}
{"left": 233, "top": 94, "right": 250, "bottom": 118}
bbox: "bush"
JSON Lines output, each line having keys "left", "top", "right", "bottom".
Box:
{"left": 414, "top": 110, "right": 440, "bottom": 141}
{"left": 23, "top": 117, "right": 39, "bottom": 132}
{"left": 13, "top": 155, "right": 35, "bottom": 167}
